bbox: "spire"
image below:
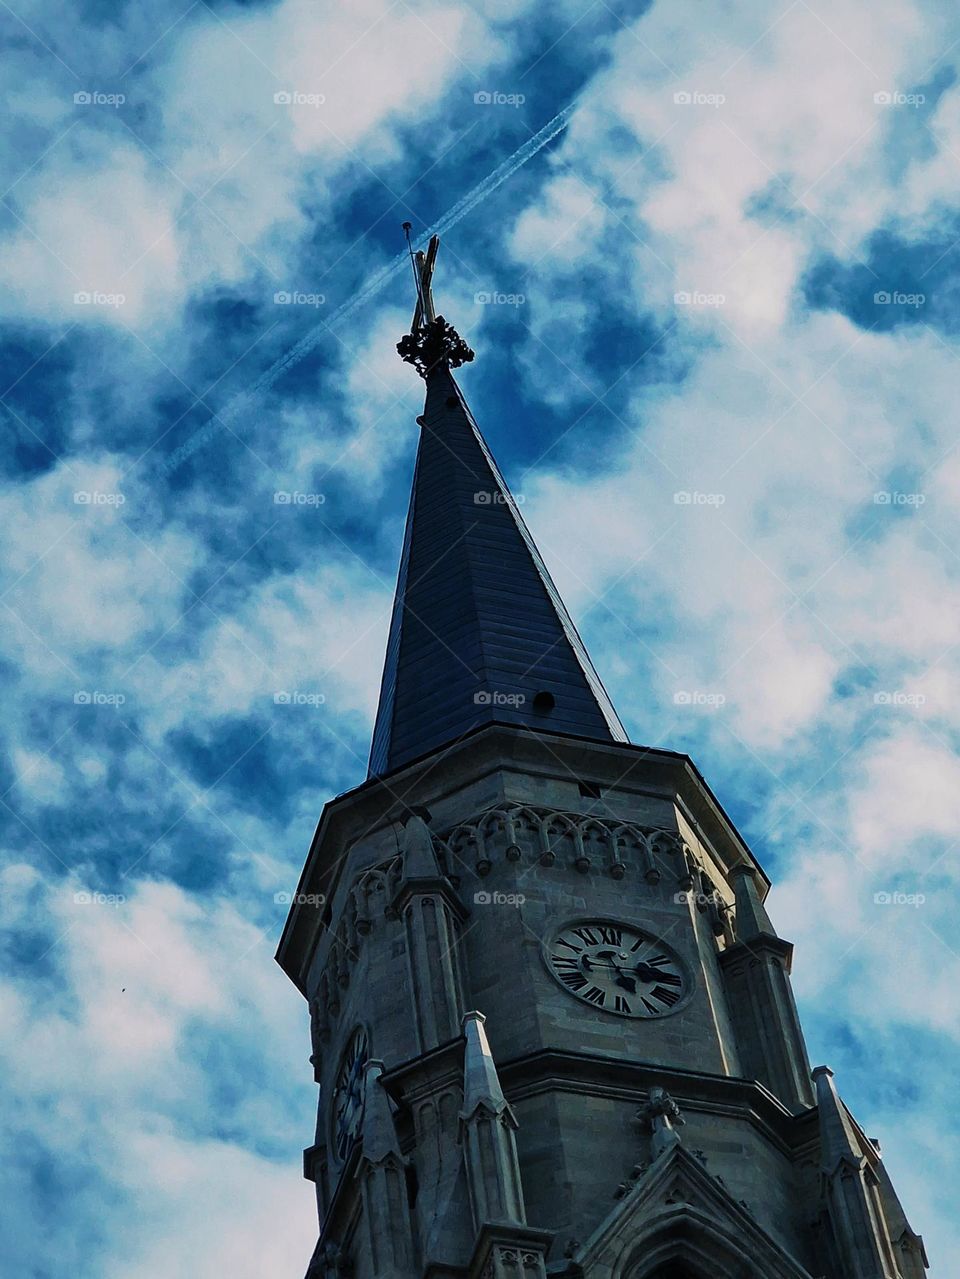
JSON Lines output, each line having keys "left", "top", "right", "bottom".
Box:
{"left": 730, "top": 863, "right": 777, "bottom": 941}
{"left": 368, "top": 234, "right": 627, "bottom": 777}
{"left": 399, "top": 808, "right": 443, "bottom": 883}
{"left": 461, "top": 1011, "right": 513, "bottom": 1122}
{"left": 813, "top": 1065, "right": 867, "bottom": 1174}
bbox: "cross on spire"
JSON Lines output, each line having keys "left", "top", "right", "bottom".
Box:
{"left": 397, "top": 224, "right": 475, "bottom": 378}
{"left": 408, "top": 228, "right": 439, "bottom": 332}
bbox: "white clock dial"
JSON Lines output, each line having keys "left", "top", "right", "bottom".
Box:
{"left": 546, "top": 919, "right": 688, "bottom": 1018}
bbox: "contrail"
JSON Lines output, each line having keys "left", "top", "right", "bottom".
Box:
{"left": 161, "top": 101, "right": 577, "bottom": 474}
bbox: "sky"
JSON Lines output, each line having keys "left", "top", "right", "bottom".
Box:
{"left": 0, "top": 0, "right": 957, "bottom": 1274}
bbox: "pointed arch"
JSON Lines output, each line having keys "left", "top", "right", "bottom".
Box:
{"left": 616, "top": 1206, "right": 765, "bottom": 1279}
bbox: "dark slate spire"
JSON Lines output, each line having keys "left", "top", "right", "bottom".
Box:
{"left": 368, "top": 362, "right": 628, "bottom": 777}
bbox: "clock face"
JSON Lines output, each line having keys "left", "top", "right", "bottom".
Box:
{"left": 546, "top": 919, "right": 689, "bottom": 1018}
{"left": 332, "top": 1027, "right": 369, "bottom": 1162}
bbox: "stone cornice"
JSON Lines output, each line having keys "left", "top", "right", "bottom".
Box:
{"left": 495, "top": 1048, "right": 811, "bottom": 1158}
{"left": 276, "top": 726, "right": 766, "bottom": 993}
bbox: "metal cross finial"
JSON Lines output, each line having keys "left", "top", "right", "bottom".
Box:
{"left": 398, "top": 224, "right": 475, "bottom": 378}
{"left": 403, "top": 222, "right": 439, "bottom": 332}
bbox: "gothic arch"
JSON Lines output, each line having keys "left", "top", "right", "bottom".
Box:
{"left": 618, "top": 1202, "right": 761, "bottom": 1273}
{"left": 615, "top": 1207, "right": 762, "bottom": 1279}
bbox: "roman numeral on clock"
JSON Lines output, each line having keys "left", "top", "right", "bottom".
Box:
{"left": 652, "top": 984, "right": 681, "bottom": 1007}
{"left": 614, "top": 995, "right": 632, "bottom": 1013}
{"left": 655, "top": 970, "right": 682, "bottom": 987}
{"left": 560, "top": 972, "right": 588, "bottom": 991}
{"left": 583, "top": 985, "right": 605, "bottom": 1006}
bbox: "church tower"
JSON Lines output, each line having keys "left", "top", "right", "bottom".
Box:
{"left": 276, "top": 236, "right": 928, "bottom": 1279}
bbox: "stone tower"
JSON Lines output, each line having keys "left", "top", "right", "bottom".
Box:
{"left": 276, "top": 239, "right": 928, "bottom": 1279}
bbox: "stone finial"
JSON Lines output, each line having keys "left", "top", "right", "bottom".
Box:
{"left": 812, "top": 1065, "right": 866, "bottom": 1174}
{"left": 638, "top": 1086, "right": 684, "bottom": 1159}
{"left": 730, "top": 863, "right": 777, "bottom": 942}
{"left": 400, "top": 808, "right": 444, "bottom": 883}
{"left": 461, "top": 1011, "right": 513, "bottom": 1121}
{"left": 359, "top": 1060, "right": 402, "bottom": 1166}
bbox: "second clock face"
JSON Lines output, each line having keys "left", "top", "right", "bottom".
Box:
{"left": 332, "top": 1027, "right": 369, "bottom": 1163}
{"left": 546, "top": 919, "right": 689, "bottom": 1019}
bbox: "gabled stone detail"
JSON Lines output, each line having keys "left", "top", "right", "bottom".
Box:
{"left": 573, "top": 1145, "right": 816, "bottom": 1279}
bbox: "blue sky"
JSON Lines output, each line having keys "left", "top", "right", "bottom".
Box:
{"left": 1, "top": 0, "right": 958, "bottom": 1274}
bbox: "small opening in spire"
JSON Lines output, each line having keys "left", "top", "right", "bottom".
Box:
{"left": 532, "top": 690, "right": 555, "bottom": 714}
{"left": 578, "top": 780, "right": 603, "bottom": 799}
